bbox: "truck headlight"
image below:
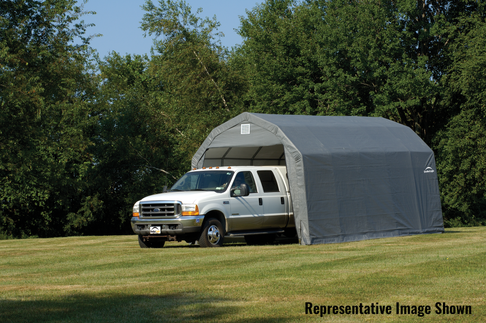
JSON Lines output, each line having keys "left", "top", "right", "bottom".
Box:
{"left": 181, "top": 204, "right": 199, "bottom": 216}
{"left": 132, "top": 202, "right": 140, "bottom": 218}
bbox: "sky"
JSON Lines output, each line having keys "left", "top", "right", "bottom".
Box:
{"left": 78, "top": 0, "right": 263, "bottom": 58}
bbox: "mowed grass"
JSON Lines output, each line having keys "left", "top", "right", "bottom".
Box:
{"left": 0, "top": 228, "right": 485, "bottom": 323}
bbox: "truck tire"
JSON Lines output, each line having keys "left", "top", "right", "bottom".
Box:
{"left": 150, "top": 240, "right": 166, "bottom": 248}
{"left": 198, "top": 218, "right": 224, "bottom": 247}
{"left": 138, "top": 235, "right": 165, "bottom": 248}
{"left": 138, "top": 235, "right": 150, "bottom": 248}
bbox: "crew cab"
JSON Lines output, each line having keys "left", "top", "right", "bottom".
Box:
{"left": 131, "top": 166, "right": 295, "bottom": 248}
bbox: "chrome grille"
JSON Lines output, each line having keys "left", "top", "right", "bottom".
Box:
{"left": 140, "top": 202, "right": 180, "bottom": 217}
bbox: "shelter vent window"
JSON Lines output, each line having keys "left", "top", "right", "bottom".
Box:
{"left": 257, "top": 171, "right": 280, "bottom": 193}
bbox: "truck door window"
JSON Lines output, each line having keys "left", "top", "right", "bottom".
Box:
{"left": 257, "top": 170, "right": 280, "bottom": 193}
{"left": 232, "top": 171, "right": 257, "bottom": 193}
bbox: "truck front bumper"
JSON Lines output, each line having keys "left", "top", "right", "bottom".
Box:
{"left": 131, "top": 215, "right": 205, "bottom": 235}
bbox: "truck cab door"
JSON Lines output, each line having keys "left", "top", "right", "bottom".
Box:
{"left": 228, "top": 171, "right": 264, "bottom": 231}
{"left": 256, "top": 170, "right": 288, "bottom": 229}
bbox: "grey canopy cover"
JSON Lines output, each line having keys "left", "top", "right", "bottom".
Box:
{"left": 192, "top": 113, "right": 444, "bottom": 245}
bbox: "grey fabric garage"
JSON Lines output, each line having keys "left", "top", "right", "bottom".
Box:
{"left": 192, "top": 113, "right": 444, "bottom": 245}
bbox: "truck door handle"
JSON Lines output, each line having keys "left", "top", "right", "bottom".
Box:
{"left": 259, "top": 198, "right": 263, "bottom": 205}
{"left": 281, "top": 197, "right": 284, "bottom": 204}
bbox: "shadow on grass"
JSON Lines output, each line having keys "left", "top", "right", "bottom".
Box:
{"left": 160, "top": 236, "right": 299, "bottom": 248}
{"left": 0, "top": 292, "right": 294, "bottom": 323}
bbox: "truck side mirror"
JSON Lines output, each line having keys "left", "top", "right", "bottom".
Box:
{"left": 239, "top": 184, "right": 249, "bottom": 196}
{"left": 231, "top": 183, "right": 250, "bottom": 197}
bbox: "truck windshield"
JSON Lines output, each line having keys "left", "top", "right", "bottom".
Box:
{"left": 170, "top": 171, "right": 234, "bottom": 192}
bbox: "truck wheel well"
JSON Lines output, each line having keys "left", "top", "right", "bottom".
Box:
{"left": 203, "top": 211, "right": 226, "bottom": 233}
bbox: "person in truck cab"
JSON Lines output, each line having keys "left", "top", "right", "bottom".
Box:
{"left": 231, "top": 173, "right": 247, "bottom": 195}
{"left": 232, "top": 174, "right": 246, "bottom": 188}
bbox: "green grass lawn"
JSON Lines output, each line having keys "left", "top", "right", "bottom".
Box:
{"left": 1, "top": 227, "right": 484, "bottom": 322}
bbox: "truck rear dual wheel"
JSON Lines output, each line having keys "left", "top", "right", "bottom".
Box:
{"left": 138, "top": 235, "right": 166, "bottom": 248}
{"left": 198, "top": 218, "right": 224, "bottom": 247}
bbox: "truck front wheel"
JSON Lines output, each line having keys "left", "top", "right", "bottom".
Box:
{"left": 199, "top": 218, "right": 224, "bottom": 247}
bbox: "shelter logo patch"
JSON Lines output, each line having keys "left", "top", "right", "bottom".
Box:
{"left": 424, "top": 167, "right": 435, "bottom": 173}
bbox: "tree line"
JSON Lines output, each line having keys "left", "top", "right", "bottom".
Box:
{"left": 1, "top": 0, "right": 485, "bottom": 238}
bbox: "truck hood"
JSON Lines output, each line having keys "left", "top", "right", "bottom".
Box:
{"left": 140, "top": 190, "right": 223, "bottom": 204}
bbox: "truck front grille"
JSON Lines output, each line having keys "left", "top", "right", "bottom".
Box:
{"left": 140, "top": 202, "right": 180, "bottom": 217}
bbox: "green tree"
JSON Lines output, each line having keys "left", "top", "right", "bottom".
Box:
{"left": 141, "top": 0, "right": 246, "bottom": 156}
{"left": 0, "top": 0, "right": 99, "bottom": 237}
{"left": 435, "top": 8, "right": 486, "bottom": 226}
{"left": 236, "top": 0, "right": 321, "bottom": 115}
{"left": 88, "top": 53, "right": 182, "bottom": 234}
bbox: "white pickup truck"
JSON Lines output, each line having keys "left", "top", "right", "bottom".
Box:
{"left": 131, "top": 166, "right": 295, "bottom": 248}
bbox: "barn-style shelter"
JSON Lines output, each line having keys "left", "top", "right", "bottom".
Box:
{"left": 192, "top": 113, "right": 444, "bottom": 244}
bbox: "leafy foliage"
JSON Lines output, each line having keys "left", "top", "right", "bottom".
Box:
{"left": 436, "top": 8, "right": 486, "bottom": 226}
{"left": 141, "top": 0, "right": 246, "bottom": 154}
{"left": 0, "top": 0, "right": 99, "bottom": 237}
{"left": 89, "top": 53, "right": 182, "bottom": 234}
{"left": 235, "top": 0, "right": 322, "bottom": 115}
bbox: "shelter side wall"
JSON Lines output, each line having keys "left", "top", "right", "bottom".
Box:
{"left": 302, "top": 150, "right": 443, "bottom": 244}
